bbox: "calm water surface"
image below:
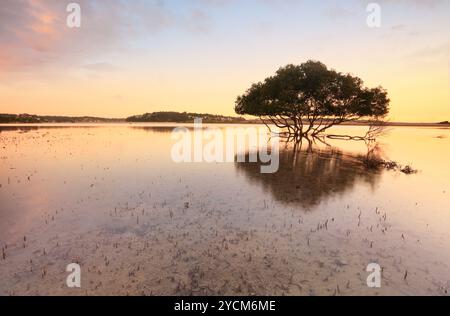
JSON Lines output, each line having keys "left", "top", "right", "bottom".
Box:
{"left": 0, "top": 124, "right": 449, "bottom": 295}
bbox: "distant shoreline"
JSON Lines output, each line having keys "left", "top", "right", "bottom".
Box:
{"left": 0, "top": 112, "right": 449, "bottom": 127}
{"left": 1, "top": 121, "right": 449, "bottom": 128}
{"left": 0, "top": 112, "right": 246, "bottom": 124}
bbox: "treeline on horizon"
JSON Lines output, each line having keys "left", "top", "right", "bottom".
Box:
{"left": 0, "top": 112, "right": 246, "bottom": 124}
{"left": 125, "top": 112, "right": 246, "bottom": 123}
{"left": 0, "top": 113, "right": 448, "bottom": 125}
{"left": 0, "top": 113, "right": 122, "bottom": 123}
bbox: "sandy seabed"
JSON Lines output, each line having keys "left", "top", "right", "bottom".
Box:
{"left": 1, "top": 124, "right": 449, "bottom": 296}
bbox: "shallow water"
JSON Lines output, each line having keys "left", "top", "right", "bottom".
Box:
{"left": 0, "top": 123, "right": 449, "bottom": 296}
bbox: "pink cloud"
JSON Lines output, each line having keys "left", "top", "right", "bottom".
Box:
{"left": 0, "top": 0, "right": 173, "bottom": 75}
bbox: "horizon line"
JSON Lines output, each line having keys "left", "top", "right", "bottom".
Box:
{"left": 1, "top": 112, "right": 449, "bottom": 126}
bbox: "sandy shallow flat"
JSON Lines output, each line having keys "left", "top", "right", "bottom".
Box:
{"left": 0, "top": 124, "right": 449, "bottom": 295}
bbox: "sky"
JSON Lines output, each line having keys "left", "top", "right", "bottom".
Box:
{"left": 0, "top": 0, "right": 449, "bottom": 122}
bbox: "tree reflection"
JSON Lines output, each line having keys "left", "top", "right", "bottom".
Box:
{"left": 235, "top": 142, "right": 382, "bottom": 208}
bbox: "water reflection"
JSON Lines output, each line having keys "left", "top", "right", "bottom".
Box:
{"left": 235, "top": 145, "right": 382, "bottom": 208}
{"left": 130, "top": 126, "right": 175, "bottom": 133}
{"left": 0, "top": 126, "right": 40, "bottom": 133}
{"left": 1, "top": 124, "right": 450, "bottom": 295}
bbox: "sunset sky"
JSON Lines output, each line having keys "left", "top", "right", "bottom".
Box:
{"left": 0, "top": 0, "right": 449, "bottom": 122}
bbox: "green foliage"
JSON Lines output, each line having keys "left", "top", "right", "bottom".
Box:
{"left": 235, "top": 60, "right": 390, "bottom": 136}
{"left": 126, "top": 112, "right": 245, "bottom": 123}
{"left": 0, "top": 113, "right": 120, "bottom": 123}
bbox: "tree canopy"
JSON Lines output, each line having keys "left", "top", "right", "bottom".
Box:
{"left": 235, "top": 60, "right": 390, "bottom": 138}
